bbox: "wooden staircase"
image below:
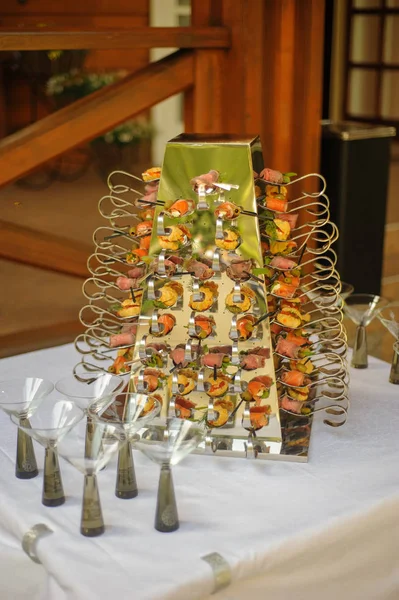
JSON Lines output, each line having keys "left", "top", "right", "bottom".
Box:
{"left": 0, "top": 0, "right": 326, "bottom": 356}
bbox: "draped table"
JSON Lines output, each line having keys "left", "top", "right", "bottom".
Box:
{"left": 0, "top": 344, "right": 398, "bottom": 600}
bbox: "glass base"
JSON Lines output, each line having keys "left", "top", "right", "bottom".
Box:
{"left": 116, "top": 489, "right": 138, "bottom": 499}
{"left": 81, "top": 473, "right": 105, "bottom": 538}
{"left": 43, "top": 496, "right": 65, "bottom": 507}
{"left": 389, "top": 350, "right": 399, "bottom": 384}
{"left": 42, "top": 447, "right": 65, "bottom": 508}
{"left": 115, "top": 442, "right": 138, "bottom": 500}
{"left": 16, "top": 424, "right": 38, "bottom": 479}
{"left": 155, "top": 464, "right": 179, "bottom": 533}
{"left": 16, "top": 468, "right": 39, "bottom": 480}
{"left": 351, "top": 324, "right": 368, "bottom": 369}
{"left": 80, "top": 524, "right": 105, "bottom": 537}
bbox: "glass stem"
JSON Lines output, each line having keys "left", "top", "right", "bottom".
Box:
{"left": 389, "top": 348, "right": 399, "bottom": 384}
{"left": 351, "top": 324, "right": 368, "bottom": 369}
{"left": 42, "top": 445, "right": 65, "bottom": 507}
{"left": 115, "top": 441, "right": 138, "bottom": 499}
{"left": 16, "top": 417, "right": 38, "bottom": 479}
{"left": 85, "top": 416, "right": 106, "bottom": 471}
{"left": 155, "top": 463, "right": 179, "bottom": 533}
{"left": 85, "top": 414, "right": 95, "bottom": 459}
{"left": 81, "top": 473, "right": 105, "bottom": 537}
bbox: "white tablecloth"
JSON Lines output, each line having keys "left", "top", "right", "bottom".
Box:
{"left": 0, "top": 344, "right": 398, "bottom": 600}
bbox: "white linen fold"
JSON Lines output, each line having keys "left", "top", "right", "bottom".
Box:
{"left": 0, "top": 344, "right": 397, "bottom": 600}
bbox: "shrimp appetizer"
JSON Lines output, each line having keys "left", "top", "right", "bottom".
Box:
{"left": 275, "top": 305, "right": 302, "bottom": 329}
{"left": 193, "top": 315, "right": 216, "bottom": 339}
{"left": 215, "top": 227, "right": 241, "bottom": 251}
{"left": 243, "top": 375, "right": 273, "bottom": 403}
{"left": 236, "top": 314, "right": 257, "bottom": 340}
{"left": 225, "top": 285, "right": 255, "bottom": 314}
{"left": 166, "top": 199, "right": 195, "bottom": 218}
{"left": 142, "top": 167, "right": 161, "bottom": 182}
{"left": 133, "top": 221, "right": 153, "bottom": 237}
{"left": 207, "top": 398, "right": 235, "bottom": 427}
{"left": 190, "top": 169, "right": 219, "bottom": 192}
{"left": 249, "top": 405, "right": 272, "bottom": 429}
{"left": 189, "top": 281, "right": 218, "bottom": 311}
{"left": 158, "top": 225, "right": 191, "bottom": 251}
{"left": 134, "top": 368, "right": 167, "bottom": 393}
{"left": 126, "top": 248, "right": 148, "bottom": 264}
{"left": 109, "top": 346, "right": 134, "bottom": 374}
{"left": 111, "top": 290, "right": 144, "bottom": 318}
{"left": 214, "top": 202, "right": 242, "bottom": 220}
{"left": 264, "top": 218, "right": 291, "bottom": 241}
{"left": 175, "top": 396, "right": 196, "bottom": 419}
{"left": 205, "top": 373, "right": 230, "bottom": 398}
{"left": 169, "top": 368, "right": 197, "bottom": 396}
{"left": 154, "top": 281, "right": 183, "bottom": 309}
{"left": 150, "top": 313, "right": 176, "bottom": 337}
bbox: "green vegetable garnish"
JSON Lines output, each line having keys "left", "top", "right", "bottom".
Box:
{"left": 282, "top": 172, "right": 297, "bottom": 184}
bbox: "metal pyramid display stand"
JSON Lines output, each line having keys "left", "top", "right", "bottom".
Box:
{"left": 73, "top": 133, "right": 349, "bottom": 462}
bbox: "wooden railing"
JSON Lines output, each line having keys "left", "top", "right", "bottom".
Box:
{"left": 0, "top": 50, "right": 195, "bottom": 187}
{"left": 0, "top": 0, "right": 326, "bottom": 356}
{"left": 0, "top": 26, "right": 230, "bottom": 51}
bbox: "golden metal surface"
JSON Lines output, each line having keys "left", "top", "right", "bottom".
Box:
{"left": 72, "top": 134, "right": 350, "bottom": 461}
{"left": 130, "top": 135, "right": 282, "bottom": 455}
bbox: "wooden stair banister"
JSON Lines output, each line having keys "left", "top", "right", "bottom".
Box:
{"left": 0, "top": 49, "right": 194, "bottom": 188}
{"left": 0, "top": 320, "right": 85, "bottom": 359}
{"left": 0, "top": 220, "right": 90, "bottom": 278}
{"left": 0, "top": 26, "right": 230, "bottom": 51}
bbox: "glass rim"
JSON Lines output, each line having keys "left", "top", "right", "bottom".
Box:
{"left": 54, "top": 374, "right": 125, "bottom": 399}
{"left": 10, "top": 408, "right": 86, "bottom": 432}
{"left": 0, "top": 378, "right": 54, "bottom": 405}
{"left": 91, "top": 397, "right": 162, "bottom": 426}
{"left": 344, "top": 293, "right": 388, "bottom": 303}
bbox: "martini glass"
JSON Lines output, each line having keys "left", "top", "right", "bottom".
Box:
{"left": 57, "top": 418, "right": 124, "bottom": 536}
{"left": 0, "top": 378, "right": 54, "bottom": 479}
{"left": 10, "top": 398, "right": 84, "bottom": 506}
{"left": 340, "top": 281, "right": 355, "bottom": 300}
{"left": 91, "top": 392, "right": 161, "bottom": 499}
{"left": 343, "top": 294, "right": 389, "bottom": 369}
{"left": 55, "top": 374, "right": 125, "bottom": 458}
{"left": 135, "top": 418, "right": 205, "bottom": 532}
{"left": 377, "top": 302, "right": 399, "bottom": 384}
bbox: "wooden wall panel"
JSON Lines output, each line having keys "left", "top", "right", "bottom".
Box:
{"left": 0, "top": 1, "right": 148, "bottom": 16}
{"left": 261, "top": 1, "right": 296, "bottom": 168}
{"left": 0, "top": 0, "right": 150, "bottom": 136}
{"left": 0, "top": 220, "right": 90, "bottom": 277}
{"left": 187, "top": 0, "right": 325, "bottom": 183}
{"left": 218, "top": 0, "right": 325, "bottom": 177}
{"left": 0, "top": 50, "right": 194, "bottom": 187}
{"left": 291, "top": 0, "right": 326, "bottom": 180}
{"left": 0, "top": 8, "right": 149, "bottom": 71}
{"left": 185, "top": 0, "right": 224, "bottom": 133}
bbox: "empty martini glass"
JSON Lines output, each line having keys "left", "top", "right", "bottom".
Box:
{"left": 91, "top": 392, "right": 161, "bottom": 499}
{"left": 394, "top": 341, "right": 399, "bottom": 364}
{"left": 340, "top": 282, "right": 355, "bottom": 300}
{"left": 55, "top": 374, "right": 125, "bottom": 457}
{"left": 343, "top": 294, "right": 389, "bottom": 369}
{"left": 0, "top": 378, "right": 54, "bottom": 479}
{"left": 57, "top": 418, "right": 124, "bottom": 536}
{"left": 377, "top": 302, "right": 399, "bottom": 384}
{"left": 135, "top": 418, "right": 205, "bottom": 532}
{"left": 10, "top": 398, "right": 84, "bottom": 506}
